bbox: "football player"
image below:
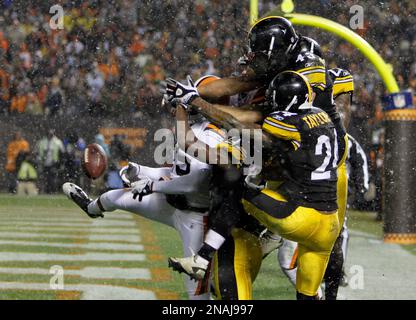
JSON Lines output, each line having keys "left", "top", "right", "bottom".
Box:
{"left": 163, "top": 16, "right": 348, "bottom": 298}
{"left": 173, "top": 100, "right": 265, "bottom": 300}
{"left": 277, "top": 69, "right": 370, "bottom": 300}
{"left": 62, "top": 76, "right": 234, "bottom": 300}
{"left": 193, "top": 16, "right": 349, "bottom": 233}
{"left": 168, "top": 71, "right": 341, "bottom": 299}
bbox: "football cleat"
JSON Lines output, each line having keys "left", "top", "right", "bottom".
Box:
{"left": 259, "top": 229, "right": 284, "bottom": 258}
{"left": 168, "top": 254, "right": 209, "bottom": 281}
{"left": 62, "top": 182, "right": 103, "bottom": 219}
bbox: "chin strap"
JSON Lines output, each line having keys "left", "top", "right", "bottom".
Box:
{"left": 298, "top": 100, "right": 313, "bottom": 110}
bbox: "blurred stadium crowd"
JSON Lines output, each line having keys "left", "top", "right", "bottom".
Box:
{"left": 1, "top": 0, "right": 415, "bottom": 213}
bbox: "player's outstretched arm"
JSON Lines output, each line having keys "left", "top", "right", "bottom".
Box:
{"left": 162, "top": 76, "right": 262, "bottom": 128}
{"left": 197, "top": 76, "right": 261, "bottom": 102}
{"left": 189, "top": 97, "right": 261, "bottom": 131}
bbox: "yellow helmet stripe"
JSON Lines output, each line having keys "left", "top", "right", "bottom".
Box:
{"left": 249, "top": 15, "right": 286, "bottom": 33}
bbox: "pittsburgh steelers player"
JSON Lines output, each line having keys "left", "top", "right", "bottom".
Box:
{"left": 278, "top": 69, "right": 370, "bottom": 299}
{"left": 162, "top": 16, "right": 348, "bottom": 299}
{"left": 195, "top": 16, "right": 349, "bottom": 234}
{"left": 188, "top": 16, "right": 350, "bottom": 243}
{"left": 166, "top": 70, "right": 341, "bottom": 300}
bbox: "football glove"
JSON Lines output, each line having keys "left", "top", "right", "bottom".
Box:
{"left": 162, "top": 75, "right": 199, "bottom": 107}
{"left": 131, "top": 177, "right": 153, "bottom": 201}
{"left": 119, "top": 162, "right": 141, "bottom": 187}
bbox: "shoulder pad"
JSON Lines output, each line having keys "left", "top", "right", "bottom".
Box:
{"left": 268, "top": 111, "right": 298, "bottom": 121}
{"left": 290, "top": 52, "right": 326, "bottom": 91}
{"left": 263, "top": 112, "right": 301, "bottom": 142}
{"left": 329, "top": 68, "right": 354, "bottom": 96}
{"left": 329, "top": 68, "right": 352, "bottom": 79}
{"left": 291, "top": 51, "right": 325, "bottom": 70}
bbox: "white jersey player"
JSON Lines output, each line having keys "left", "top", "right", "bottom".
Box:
{"left": 63, "top": 119, "right": 225, "bottom": 300}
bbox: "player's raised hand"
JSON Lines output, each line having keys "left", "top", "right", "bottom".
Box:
{"left": 163, "top": 75, "right": 199, "bottom": 107}
{"left": 119, "top": 162, "right": 141, "bottom": 187}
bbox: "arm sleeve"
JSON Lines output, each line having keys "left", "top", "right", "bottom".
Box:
{"left": 348, "top": 137, "right": 370, "bottom": 192}
{"left": 139, "top": 165, "right": 172, "bottom": 181}
{"left": 152, "top": 168, "right": 211, "bottom": 195}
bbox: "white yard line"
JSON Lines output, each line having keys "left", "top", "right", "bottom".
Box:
{"left": 0, "top": 252, "right": 146, "bottom": 262}
{"left": 0, "top": 220, "right": 136, "bottom": 227}
{"left": 88, "top": 234, "right": 142, "bottom": 242}
{"left": 91, "top": 220, "right": 138, "bottom": 227}
{"left": 0, "top": 207, "right": 160, "bottom": 299}
{"left": 0, "top": 230, "right": 141, "bottom": 243}
{"left": 0, "top": 282, "right": 156, "bottom": 300}
{"left": 0, "top": 216, "right": 135, "bottom": 223}
{"left": 0, "top": 240, "right": 144, "bottom": 251}
{"left": 0, "top": 227, "right": 141, "bottom": 234}
{"left": 338, "top": 230, "right": 416, "bottom": 300}
{"left": 0, "top": 232, "right": 142, "bottom": 243}
{"left": 0, "top": 267, "right": 151, "bottom": 280}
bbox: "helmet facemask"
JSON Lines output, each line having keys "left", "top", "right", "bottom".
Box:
{"left": 247, "top": 16, "right": 299, "bottom": 78}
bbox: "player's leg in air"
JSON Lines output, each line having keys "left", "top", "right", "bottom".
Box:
{"left": 168, "top": 152, "right": 246, "bottom": 281}
{"left": 276, "top": 161, "right": 348, "bottom": 300}
{"left": 62, "top": 180, "right": 209, "bottom": 300}
{"left": 63, "top": 123, "right": 216, "bottom": 301}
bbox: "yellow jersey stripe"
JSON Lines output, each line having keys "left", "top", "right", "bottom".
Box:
{"left": 263, "top": 118, "right": 298, "bottom": 132}
{"left": 300, "top": 72, "right": 326, "bottom": 86}
{"left": 338, "top": 134, "right": 349, "bottom": 166}
{"left": 296, "top": 66, "right": 326, "bottom": 74}
{"left": 263, "top": 122, "right": 301, "bottom": 142}
{"left": 266, "top": 117, "right": 297, "bottom": 129}
{"left": 335, "top": 75, "right": 353, "bottom": 81}
{"left": 291, "top": 140, "right": 300, "bottom": 151}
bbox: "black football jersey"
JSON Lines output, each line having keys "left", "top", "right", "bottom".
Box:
{"left": 289, "top": 53, "right": 349, "bottom": 166}
{"left": 289, "top": 51, "right": 327, "bottom": 92}
{"left": 250, "top": 47, "right": 349, "bottom": 166}
{"left": 262, "top": 108, "right": 339, "bottom": 211}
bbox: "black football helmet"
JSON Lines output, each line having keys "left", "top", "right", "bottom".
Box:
{"left": 266, "top": 71, "right": 313, "bottom": 113}
{"left": 247, "top": 16, "right": 299, "bottom": 77}
{"left": 295, "top": 36, "right": 323, "bottom": 58}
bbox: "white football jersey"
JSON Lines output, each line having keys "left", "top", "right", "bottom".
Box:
{"left": 171, "top": 121, "right": 225, "bottom": 209}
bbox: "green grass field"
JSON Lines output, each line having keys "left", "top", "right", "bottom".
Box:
{"left": 0, "top": 194, "right": 402, "bottom": 300}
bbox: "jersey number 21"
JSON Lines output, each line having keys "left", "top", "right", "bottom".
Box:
{"left": 311, "top": 129, "right": 338, "bottom": 181}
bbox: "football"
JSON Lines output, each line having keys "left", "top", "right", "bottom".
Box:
{"left": 82, "top": 143, "right": 108, "bottom": 179}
